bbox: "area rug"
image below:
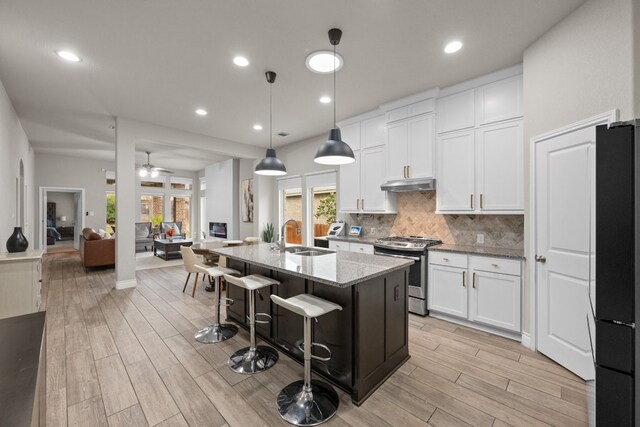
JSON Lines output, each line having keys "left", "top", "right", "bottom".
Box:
{"left": 135, "top": 250, "right": 183, "bottom": 271}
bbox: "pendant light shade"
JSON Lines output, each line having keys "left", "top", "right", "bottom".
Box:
{"left": 255, "top": 71, "right": 287, "bottom": 176}
{"left": 314, "top": 28, "right": 355, "bottom": 165}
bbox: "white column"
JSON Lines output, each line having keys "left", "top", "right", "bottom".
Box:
{"left": 115, "top": 117, "right": 137, "bottom": 289}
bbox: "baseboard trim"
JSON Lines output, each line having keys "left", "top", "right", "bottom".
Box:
{"left": 116, "top": 279, "right": 137, "bottom": 289}
{"left": 521, "top": 332, "right": 534, "bottom": 351}
{"left": 429, "top": 311, "right": 521, "bottom": 342}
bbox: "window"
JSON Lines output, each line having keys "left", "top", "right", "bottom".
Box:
{"left": 140, "top": 175, "right": 165, "bottom": 188}
{"left": 171, "top": 177, "right": 193, "bottom": 190}
{"left": 171, "top": 196, "right": 190, "bottom": 237}
{"left": 278, "top": 176, "right": 303, "bottom": 245}
{"left": 140, "top": 195, "right": 163, "bottom": 222}
{"left": 106, "top": 192, "right": 115, "bottom": 233}
{"left": 311, "top": 187, "right": 336, "bottom": 240}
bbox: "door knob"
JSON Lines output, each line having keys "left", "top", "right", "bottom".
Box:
{"left": 535, "top": 255, "right": 546, "bottom": 263}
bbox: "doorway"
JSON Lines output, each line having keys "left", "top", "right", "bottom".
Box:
{"left": 530, "top": 111, "right": 617, "bottom": 380}
{"left": 39, "top": 187, "right": 85, "bottom": 252}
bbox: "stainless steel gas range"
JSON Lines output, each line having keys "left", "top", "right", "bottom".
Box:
{"left": 373, "top": 236, "right": 442, "bottom": 316}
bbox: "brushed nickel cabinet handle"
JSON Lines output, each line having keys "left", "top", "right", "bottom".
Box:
{"left": 470, "top": 194, "right": 474, "bottom": 209}
{"left": 443, "top": 257, "right": 449, "bottom": 261}
{"left": 491, "top": 263, "right": 498, "bottom": 268}
{"left": 361, "top": 199, "right": 364, "bottom": 210}
{"left": 480, "top": 194, "right": 484, "bottom": 209}
{"left": 462, "top": 271, "right": 466, "bottom": 287}
{"left": 407, "top": 165, "right": 411, "bottom": 178}
{"left": 472, "top": 272, "right": 476, "bottom": 288}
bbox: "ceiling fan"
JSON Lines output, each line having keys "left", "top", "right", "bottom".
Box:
{"left": 137, "top": 151, "right": 174, "bottom": 178}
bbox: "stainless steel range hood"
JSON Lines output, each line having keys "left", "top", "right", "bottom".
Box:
{"left": 380, "top": 178, "right": 436, "bottom": 192}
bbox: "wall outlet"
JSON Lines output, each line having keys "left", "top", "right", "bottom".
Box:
{"left": 477, "top": 234, "right": 485, "bottom": 244}
{"left": 369, "top": 227, "right": 376, "bottom": 235}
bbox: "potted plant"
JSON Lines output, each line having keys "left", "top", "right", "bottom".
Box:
{"left": 151, "top": 215, "right": 163, "bottom": 237}
{"left": 262, "top": 222, "right": 275, "bottom": 243}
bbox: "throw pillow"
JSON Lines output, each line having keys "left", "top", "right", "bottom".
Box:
{"left": 135, "top": 223, "right": 149, "bottom": 238}
{"left": 172, "top": 224, "right": 181, "bottom": 235}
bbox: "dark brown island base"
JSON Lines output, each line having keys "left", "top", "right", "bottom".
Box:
{"left": 211, "top": 243, "right": 413, "bottom": 405}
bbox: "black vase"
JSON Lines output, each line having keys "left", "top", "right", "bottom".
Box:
{"left": 6, "top": 227, "right": 28, "bottom": 253}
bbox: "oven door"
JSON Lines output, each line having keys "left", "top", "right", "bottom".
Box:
{"left": 374, "top": 247, "right": 426, "bottom": 299}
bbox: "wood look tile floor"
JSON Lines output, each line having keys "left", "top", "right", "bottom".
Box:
{"left": 41, "top": 252, "right": 588, "bottom": 427}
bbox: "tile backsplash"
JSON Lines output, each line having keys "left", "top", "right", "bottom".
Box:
{"left": 339, "top": 191, "right": 524, "bottom": 249}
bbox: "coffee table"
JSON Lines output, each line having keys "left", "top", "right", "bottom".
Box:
{"left": 154, "top": 238, "right": 193, "bottom": 261}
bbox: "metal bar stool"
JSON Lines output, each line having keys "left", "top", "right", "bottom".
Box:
{"left": 193, "top": 265, "right": 240, "bottom": 343}
{"left": 223, "top": 274, "right": 279, "bottom": 374}
{"left": 270, "top": 293, "right": 342, "bottom": 426}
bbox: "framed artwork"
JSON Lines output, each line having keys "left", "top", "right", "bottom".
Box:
{"left": 241, "top": 179, "right": 254, "bottom": 222}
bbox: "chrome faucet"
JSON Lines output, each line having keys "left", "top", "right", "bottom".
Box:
{"left": 279, "top": 219, "right": 301, "bottom": 252}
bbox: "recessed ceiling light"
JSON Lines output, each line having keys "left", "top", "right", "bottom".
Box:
{"left": 253, "top": 124, "right": 263, "bottom": 130}
{"left": 319, "top": 96, "right": 332, "bottom": 104}
{"left": 444, "top": 40, "right": 463, "bottom": 54}
{"left": 305, "top": 51, "right": 343, "bottom": 74}
{"left": 233, "top": 56, "right": 249, "bottom": 67}
{"left": 56, "top": 50, "right": 81, "bottom": 62}
{"left": 195, "top": 109, "right": 208, "bottom": 116}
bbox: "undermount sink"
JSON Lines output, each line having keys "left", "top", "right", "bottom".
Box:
{"left": 285, "top": 246, "right": 333, "bottom": 256}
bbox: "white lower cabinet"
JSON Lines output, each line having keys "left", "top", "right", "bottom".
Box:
{"left": 0, "top": 251, "right": 44, "bottom": 320}
{"left": 428, "top": 252, "right": 522, "bottom": 334}
{"left": 328, "top": 241, "right": 374, "bottom": 254}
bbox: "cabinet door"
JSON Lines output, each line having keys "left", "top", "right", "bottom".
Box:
{"left": 339, "top": 151, "right": 361, "bottom": 212}
{"left": 436, "top": 89, "right": 475, "bottom": 134}
{"left": 476, "top": 120, "right": 523, "bottom": 211}
{"left": 408, "top": 114, "right": 434, "bottom": 179}
{"left": 341, "top": 121, "right": 361, "bottom": 151}
{"left": 361, "top": 147, "right": 387, "bottom": 212}
{"left": 386, "top": 122, "right": 408, "bottom": 181}
{"left": 362, "top": 114, "right": 386, "bottom": 149}
{"left": 476, "top": 75, "right": 523, "bottom": 126}
{"left": 436, "top": 130, "right": 475, "bottom": 212}
{"left": 427, "top": 264, "right": 468, "bottom": 318}
{"left": 469, "top": 270, "right": 521, "bottom": 332}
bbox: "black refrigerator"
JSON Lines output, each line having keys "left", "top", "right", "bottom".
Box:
{"left": 595, "top": 119, "right": 640, "bottom": 426}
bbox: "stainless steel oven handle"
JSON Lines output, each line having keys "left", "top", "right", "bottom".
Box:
{"left": 374, "top": 251, "right": 420, "bottom": 262}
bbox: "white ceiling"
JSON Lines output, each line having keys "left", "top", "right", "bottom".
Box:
{"left": 0, "top": 0, "right": 585, "bottom": 171}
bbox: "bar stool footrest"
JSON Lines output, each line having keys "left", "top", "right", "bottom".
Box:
{"left": 251, "top": 312, "right": 272, "bottom": 324}
{"left": 297, "top": 342, "right": 332, "bottom": 362}
{"left": 276, "top": 379, "right": 339, "bottom": 426}
{"left": 223, "top": 297, "right": 234, "bottom": 307}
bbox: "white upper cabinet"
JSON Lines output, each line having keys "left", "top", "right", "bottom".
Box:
{"left": 408, "top": 114, "right": 435, "bottom": 179}
{"left": 338, "top": 112, "right": 396, "bottom": 214}
{"left": 436, "top": 129, "right": 475, "bottom": 212}
{"left": 361, "top": 115, "right": 386, "bottom": 149}
{"left": 476, "top": 75, "right": 523, "bottom": 126}
{"left": 340, "top": 121, "right": 361, "bottom": 151}
{"left": 385, "top": 98, "right": 434, "bottom": 124}
{"left": 338, "top": 150, "right": 360, "bottom": 213}
{"left": 476, "top": 120, "right": 524, "bottom": 211}
{"left": 386, "top": 122, "right": 408, "bottom": 181}
{"left": 436, "top": 89, "right": 475, "bottom": 134}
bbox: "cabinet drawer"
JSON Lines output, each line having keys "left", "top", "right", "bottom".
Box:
{"left": 328, "top": 241, "right": 349, "bottom": 251}
{"left": 350, "top": 243, "right": 373, "bottom": 254}
{"left": 429, "top": 251, "right": 467, "bottom": 269}
{"left": 470, "top": 256, "right": 520, "bottom": 276}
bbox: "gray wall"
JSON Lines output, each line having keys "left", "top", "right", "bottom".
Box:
{"left": 0, "top": 77, "right": 35, "bottom": 252}
{"left": 522, "top": 0, "right": 638, "bottom": 333}
{"left": 206, "top": 159, "right": 239, "bottom": 239}
{"left": 47, "top": 192, "right": 76, "bottom": 227}
{"left": 277, "top": 134, "right": 338, "bottom": 177}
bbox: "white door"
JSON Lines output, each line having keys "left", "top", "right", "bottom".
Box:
{"left": 408, "top": 114, "right": 434, "bottom": 179}
{"left": 436, "top": 129, "right": 475, "bottom": 212}
{"left": 535, "top": 125, "right": 596, "bottom": 380}
{"left": 476, "top": 120, "right": 524, "bottom": 211}
{"left": 339, "top": 151, "right": 360, "bottom": 212}
{"left": 427, "top": 264, "right": 468, "bottom": 318}
{"left": 386, "top": 122, "right": 408, "bottom": 181}
{"left": 360, "top": 147, "right": 386, "bottom": 212}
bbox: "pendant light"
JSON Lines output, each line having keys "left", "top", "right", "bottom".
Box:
{"left": 255, "top": 71, "right": 287, "bottom": 176}
{"left": 314, "top": 28, "right": 355, "bottom": 165}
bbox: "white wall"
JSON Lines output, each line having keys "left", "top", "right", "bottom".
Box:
{"left": 46, "top": 192, "right": 76, "bottom": 226}
{"left": 522, "top": 0, "right": 638, "bottom": 333}
{"left": 206, "top": 159, "right": 239, "bottom": 239}
{"left": 0, "top": 78, "right": 35, "bottom": 253}
{"left": 277, "top": 135, "right": 338, "bottom": 177}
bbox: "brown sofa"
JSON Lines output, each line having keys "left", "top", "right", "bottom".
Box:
{"left": 79, "top": 228, "right": 115, "bottom": 270}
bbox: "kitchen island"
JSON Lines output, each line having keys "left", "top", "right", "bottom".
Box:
{"left": 210, "top": 243, "right": 412, "bottom": 405}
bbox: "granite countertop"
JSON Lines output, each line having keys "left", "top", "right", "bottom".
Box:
{"left": 429, "top": 244, "right": 525, "bottom": 260}
{"left": 211, "top": 243, "right": 412, "bottom": 287}
{"left": 325, "top": 235, "right": 379, "bottom": 245}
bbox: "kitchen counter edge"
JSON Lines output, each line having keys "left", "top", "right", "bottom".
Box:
{"left": 429, "top": 244, "right": 525, "bottom": 260}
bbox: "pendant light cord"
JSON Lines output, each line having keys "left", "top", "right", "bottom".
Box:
{"left": 269, "top": 80, "right": 273, "bottom": 149}
{"left": 333, "top": 43, "right": 337, "bottom": 128}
